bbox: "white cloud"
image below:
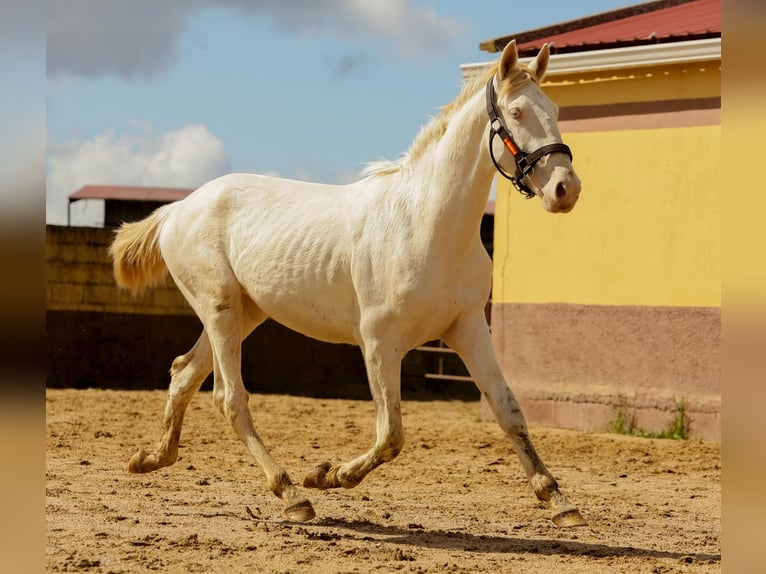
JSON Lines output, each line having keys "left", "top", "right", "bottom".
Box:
{"left": 47, "top": 124, "right": 231, "bottom": 226}
{"left": 47, "top": 0, "right": 464, "bottom": 79}
{"left": 340, "top": 0, "right": 464, "bottom": 59}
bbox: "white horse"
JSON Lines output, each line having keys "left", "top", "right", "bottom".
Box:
{"left": 110, "top": 40, "right": 585, "bottom": 527}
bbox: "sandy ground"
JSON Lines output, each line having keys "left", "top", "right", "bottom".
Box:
{"left": 46, "top": 389, "right": 720, "bottom": 573}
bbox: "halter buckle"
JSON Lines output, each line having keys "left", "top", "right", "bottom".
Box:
{"left": 515, "top": 155, "right": 534, "bottom": 178}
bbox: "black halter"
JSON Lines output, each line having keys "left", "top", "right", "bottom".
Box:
{"left": 486, "top": 75, "right": 573, "bottom": 199}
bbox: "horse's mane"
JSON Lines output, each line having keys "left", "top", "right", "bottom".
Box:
{"left": 362, "top": 61, "right": 536, "bottom": 180}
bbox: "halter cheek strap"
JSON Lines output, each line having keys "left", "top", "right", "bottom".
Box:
{"left": 486, "top": 75, "right": 573, "bottom": 199}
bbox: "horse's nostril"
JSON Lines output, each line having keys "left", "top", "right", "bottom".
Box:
{"left": 556, "top": 182, "right": 567, "bottom": 199}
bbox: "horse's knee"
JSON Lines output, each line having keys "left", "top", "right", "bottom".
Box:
{"left": 170, "top": 336, "right": 213, "bottom": 388}
{"left": 488, "top": 394, "right": 528, "bottom": 434}
{"left": 170, "top": 353, "right": 190, "bottom": 378}
{"left": 212, "top": 388, "right": 226, "bottom": 414}
{"left": 221, "top": 389, "right": 249, "bottom": 423}
{"left": 169, "top": 353, "right": 209, "bottom": 395}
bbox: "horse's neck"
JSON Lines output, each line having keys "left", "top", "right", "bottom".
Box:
{"left": 404, "top": 88, "right": 494, "bottom": 254}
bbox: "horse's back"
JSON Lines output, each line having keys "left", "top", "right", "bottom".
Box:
{"left": 164, "top": 172, "right": 359, "bottom": 250}
{"left": 162, "top": 173, "right": 363, "bottom": 343}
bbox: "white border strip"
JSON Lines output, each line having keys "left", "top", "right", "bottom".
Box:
{"left": 460, "top": 37, "right": 721, "bottom": 80}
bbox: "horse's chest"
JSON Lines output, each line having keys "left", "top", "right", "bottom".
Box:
{"left": 383, "top": 263, "right": 490, "bottom": 341}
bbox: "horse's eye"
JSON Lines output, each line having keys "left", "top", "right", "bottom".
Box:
{"left": 510, "top": 107, "right": 522, "bottom": 120}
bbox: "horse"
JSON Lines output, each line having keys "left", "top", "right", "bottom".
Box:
{"left": 109, "top": 40, "right": 585, "bottom": 527}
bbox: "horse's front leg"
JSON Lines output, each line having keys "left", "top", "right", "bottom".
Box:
{"left": 443, "top": 310, "right": 587, "bottom": 527}
{"left": 304, "top": 335, "right": 403, "bottom": 490}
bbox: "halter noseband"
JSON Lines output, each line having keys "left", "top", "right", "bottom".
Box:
{"left": 486, "top": 74, "right": 573, "bottom": 199}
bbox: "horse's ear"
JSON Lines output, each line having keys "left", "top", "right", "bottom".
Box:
{"left": 498, "top": 39, "right": 518, "bottom": 81}
{"left": 529, "top": 43, "right": 550, "bottom": 82}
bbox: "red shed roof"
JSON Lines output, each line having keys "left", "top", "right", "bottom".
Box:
{"left": 69, "top": 185, "right": 194, "bottom": 203}
{"left": 481, "top": 0, "right": 720, "bottom": 56}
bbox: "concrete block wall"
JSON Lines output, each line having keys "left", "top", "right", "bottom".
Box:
{"left": 46, "top": 225, "right": 192, "bottom": 316}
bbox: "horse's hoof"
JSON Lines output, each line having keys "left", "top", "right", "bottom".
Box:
{"left": 128, "top": 449, "right": 152, "bottom": 473}
{"left": 303, "top": 462, "right": 332, "bottom": 490}
{"left": 284, "top": 499, "right": 316, "bottom": 522}
{"left": 552, "top": 507, "right": 588, "bottom": 528}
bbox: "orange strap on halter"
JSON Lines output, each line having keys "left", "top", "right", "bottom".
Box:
{"left": 502, "top": 136, "right": 520, "bottom": 156}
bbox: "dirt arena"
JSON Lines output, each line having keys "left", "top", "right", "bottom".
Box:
{"left": 46, "top": 389, "right": 720, "bottom": 573}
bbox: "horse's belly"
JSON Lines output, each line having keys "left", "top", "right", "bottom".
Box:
{"left": 231, "top": 222, "right": 358, "bottom": 344}
{"left": 266, "top": 298, "right": 357, "bottom": 345}
{"left": 240, "top": 267, "right": 357, "bottom": 345}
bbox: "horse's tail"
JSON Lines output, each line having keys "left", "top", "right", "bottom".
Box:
{"left": 109, "top": 204, "right": 173, "bottom": 293}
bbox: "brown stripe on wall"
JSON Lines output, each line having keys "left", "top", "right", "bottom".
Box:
{"left": 558, "top": 97, "right": 720, "bottom": 132}
{"left": 493, "top": 302, "right": 720, "bottom": 394}
{"left": 490, "top": 302, "right": 720, "bottom": 438}
{"left": 560, "top": 98, "right": 720, "bottom": 121}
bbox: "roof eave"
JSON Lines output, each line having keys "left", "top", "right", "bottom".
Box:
{"left": 461, "top": 36, "right": 720, "bottom": 80}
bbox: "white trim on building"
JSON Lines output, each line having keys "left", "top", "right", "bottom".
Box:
{"left": 460, "top": 37, "right": 721, "bottom": 81}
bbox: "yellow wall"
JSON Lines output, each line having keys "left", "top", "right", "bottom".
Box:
{"left": 492, "top": 61, "right": 721, "bottom": 308}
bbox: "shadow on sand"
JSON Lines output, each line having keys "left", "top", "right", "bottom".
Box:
{"left": 293, "top": 517, "right": 721, "bottom": 563}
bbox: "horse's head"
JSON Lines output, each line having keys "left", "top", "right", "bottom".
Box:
{"left": 488, "top": 40, "right": 581, "bottom": 213}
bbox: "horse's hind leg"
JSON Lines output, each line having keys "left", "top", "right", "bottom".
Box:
{"left": 205, "top": 296, "right": 315, "bottom": 522}
{"left": 129, "top": 330, "right": 213, "bottom": 473}
{"left": 128, "top": 299, "right": 262, "bottom": 473}
{"left": 443, "top": 310, "right": 587, "bottom": 527}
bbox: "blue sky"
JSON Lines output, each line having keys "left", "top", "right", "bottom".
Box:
{"left": 47, "top": 0, "right": 636, "bottom": 225}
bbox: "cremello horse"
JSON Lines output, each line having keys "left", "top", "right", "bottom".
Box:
{"left": 110, "top": 41, "right": 585, "bottom": 527}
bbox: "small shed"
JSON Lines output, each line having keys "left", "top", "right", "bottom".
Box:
{"left": 68, "top": 185, "right": 193, "bottom": 227}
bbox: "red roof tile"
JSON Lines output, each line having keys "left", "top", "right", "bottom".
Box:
{"left": 481, "top": 0, "right": 720, "bottom": 56}
{"left": 69, "top": 185, "right": 193, "bottom": 203}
